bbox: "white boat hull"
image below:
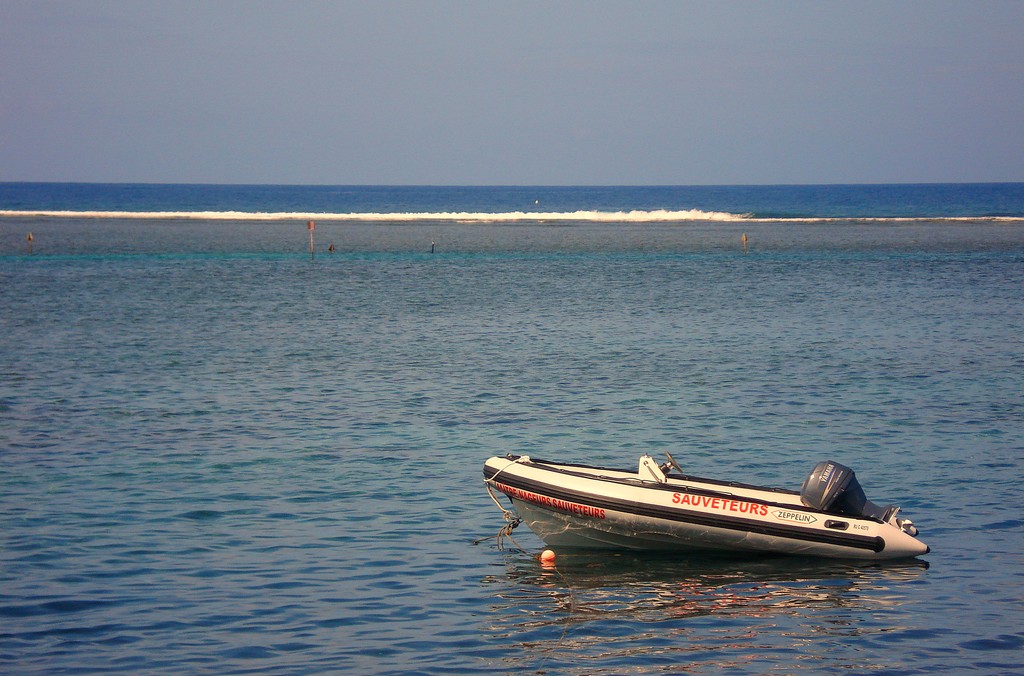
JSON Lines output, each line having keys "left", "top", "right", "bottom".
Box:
{"left": 483, "top": 455, "right": 929, "bottom": 560}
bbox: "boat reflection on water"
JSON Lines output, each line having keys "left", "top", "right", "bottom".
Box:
{"left": 480, "top": 552, "right": 930, "bottom": 672}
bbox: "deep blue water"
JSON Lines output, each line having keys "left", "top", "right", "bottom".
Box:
{"left": 2, "top": 184, "right": 1023, "bottom": 673}
{"left": 2, "top": 181, "right": 1024, "bottom": 219}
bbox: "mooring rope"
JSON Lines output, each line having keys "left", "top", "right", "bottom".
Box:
{"left": 475, "top": 457, "right": 528, "bottom": 551}
{"left": 474, "top": 482, "right": 525, "bottom": 550}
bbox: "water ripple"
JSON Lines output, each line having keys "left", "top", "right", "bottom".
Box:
{"left": 2, "top": 224, "right": 1023, "bottom": 673}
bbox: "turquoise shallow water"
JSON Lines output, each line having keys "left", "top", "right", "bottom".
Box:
{"left": 2, "top": 217, "right": 1023, "bottom": 673}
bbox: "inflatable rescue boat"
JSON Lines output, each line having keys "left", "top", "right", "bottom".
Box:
{"left": 482, "top": 453, "right": 929, "bottom": 560}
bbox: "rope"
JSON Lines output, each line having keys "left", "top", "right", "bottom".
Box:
{"left": 475, "top": 456, "right": 528, "bottom": 551}
{"left": 482, "top": 456, "right": 524, "bottom": 521}
{"left": 484, "top": 480, "right": 514, "bottom": 516}
{"left": 483, "top": 455, "right": 524, "bottom": 489}
{"left": 473, "top": 482, "right": 525, "bottom": 550}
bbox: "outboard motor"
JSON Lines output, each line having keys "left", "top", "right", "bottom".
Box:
{"left": 800, "top": 461, "right": 892, "bottom": 522}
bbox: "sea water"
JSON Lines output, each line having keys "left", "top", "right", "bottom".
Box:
{"left": 1, "top": 184, "right": 1023, "bottom": 674}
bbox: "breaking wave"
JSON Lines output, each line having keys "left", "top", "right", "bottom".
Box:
{"left": 0, "top": 208, "right": 748, "bottom": 222}
{"left": 2, "top": 209, "right": 1021, "bottom": 223}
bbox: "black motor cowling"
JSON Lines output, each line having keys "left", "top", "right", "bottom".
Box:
{"left": 800, "top": 461, "right": 891, "bottom": 522}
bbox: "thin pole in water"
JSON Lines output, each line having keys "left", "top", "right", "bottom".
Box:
{"left": 308, "top": 220, "right": 315, "bottom": 259}
{"left": 26, "top": 232, "right": 34, "bottom": 254}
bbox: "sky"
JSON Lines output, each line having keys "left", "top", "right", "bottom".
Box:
{"left": 2, "top": 0, "right": 1023, "bottom": 185}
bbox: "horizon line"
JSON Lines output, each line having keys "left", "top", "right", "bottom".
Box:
{"left": 2, "top": 180, "right": 1023, "bottom": 188}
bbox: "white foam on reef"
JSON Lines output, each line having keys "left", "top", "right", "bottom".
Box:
{"left": 0, "top": 209, "right": 749, "bottom": 222}
{"left": 2, "top": 210, "right": 1021, "bottom": 223}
